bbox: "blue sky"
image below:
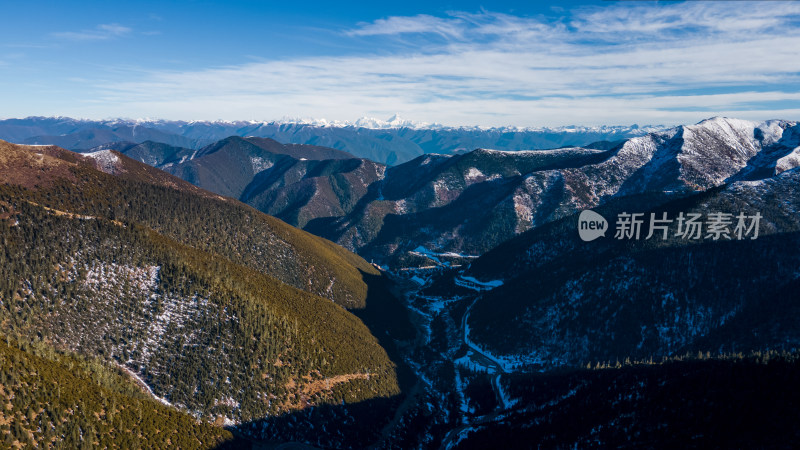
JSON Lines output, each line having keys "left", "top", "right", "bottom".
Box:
{"left": 1, "top": 0, "right": 799, "bottom": 127}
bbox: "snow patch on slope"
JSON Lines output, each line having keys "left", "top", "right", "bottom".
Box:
{"left": 465, "top": 167, "right": 484, "bottom": 182}
{"left": 84, "top": 149, "right": 122, "bottom": 174}
{"left": 250, "top": 156, "right": 274, "bottom": 174}
{"left": 118, "top": 363, "right": 173, "bottom": 407}
{"left": 776, "top": 148, "right": 800, "bottom": 174}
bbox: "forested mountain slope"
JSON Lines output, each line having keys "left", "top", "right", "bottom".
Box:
{"left": 453, "top": 166, "right": 800, "bottom": 368}
{"left": 0, "top": 140, "right": 402, "bottom": 439}
{"left": 0, "top": 336, "right": 239, "bottom": 448}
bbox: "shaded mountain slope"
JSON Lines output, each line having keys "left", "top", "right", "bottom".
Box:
{"left": 244, "top": 136, "right": 354, "bottom": 160}
{"left": 454, "top": 352, "right": 800, "bottom": 448}
{"left": 120, "top": 136, "right": 386, "bottom": 230}
{"left": 459, "top": 167, "right": 800, "bottom": 368}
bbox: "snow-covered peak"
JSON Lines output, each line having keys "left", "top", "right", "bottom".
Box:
{"left": 689, "top": 117, "right": 758, "bottom": 135}
{"left": 353, "top": 114, "right": 438, "bottom": 129}
{"left": 269, "top": 114, "right": 440, "bottom": 129}
{"left": 275, "top": 116, "right": 353, "bottom": 128}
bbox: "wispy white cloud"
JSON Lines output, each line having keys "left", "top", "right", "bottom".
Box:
{"left": 346, "top": 14, "right": 465, "bottom": 38}
{"left": 3, "top": 43, "right": 51, "bottom": 49}
{"left": 91, "top": 2, "right": 800, "bottom": 126}
{"left": 346, "top": 10, "right": 561, "bottom": 45}
{"left": 571, "top": 1, "right": 800, "bottom": 35}
{"left": 53, "top": 23, "right": 132, "bottom": 41}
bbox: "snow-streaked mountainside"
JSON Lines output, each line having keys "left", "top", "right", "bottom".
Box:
{"left": 442, "top": 165, "right": 800, "bottom": 369}
{"left": 0, "top": 115, "right": 664, "bottom": 165}
{"left": 84, "top": 117, "right": 800, "bottom": 268}
{"left": 314, "top": 117, "right": 800, "bottom": 265}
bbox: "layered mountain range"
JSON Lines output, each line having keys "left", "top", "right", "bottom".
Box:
{"left": 78, "top": 117, "right": 800, "bottom": 269}
{"left": 1, "top": 115, "right": 799, "bottom": 448}
{"left": 0, "top": 116, "right": 658, "bottom": 165}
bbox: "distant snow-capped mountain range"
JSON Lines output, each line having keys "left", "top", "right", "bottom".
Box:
{"left": 265, "top": 114, "right": 665, "bottom": 133}
{"left": 13, "top": 114, "right": 664, "bottom": 133}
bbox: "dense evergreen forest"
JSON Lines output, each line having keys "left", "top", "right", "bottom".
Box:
{"left": 0, "top": 335, "right": 238, "bottom": 448}
{"left": 0, "top": 141, "right": 404, "bottom": 444}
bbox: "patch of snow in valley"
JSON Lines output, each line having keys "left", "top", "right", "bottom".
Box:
{"left": 410, "top": 275, "right": 426, "bottom": 286}
{"left": 453, "top": 369, "right": 470, "bottom": 417}
{"left": 495, "top": 374, "right": 517, "bottom": 409}
{"left": 455, "top": 276, "right": 503, "bottom": 291}
{"left": 454, "top": 350, "right": 495, "bottom": 374}
{"left": 410, "top": 246, "right": 480, "bottom": 267}
{"left": 463, "top": 316, "right": 511, "bottom": 371}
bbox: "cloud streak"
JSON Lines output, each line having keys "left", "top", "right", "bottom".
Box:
{"left": 53, "top": 23, "right": 132, "bottom": 41}
{"left": 92, "top": 2, "right": 800, "bottom": 126}
{"left": 346, "top": 14, "right": 465, "bottom": 38}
